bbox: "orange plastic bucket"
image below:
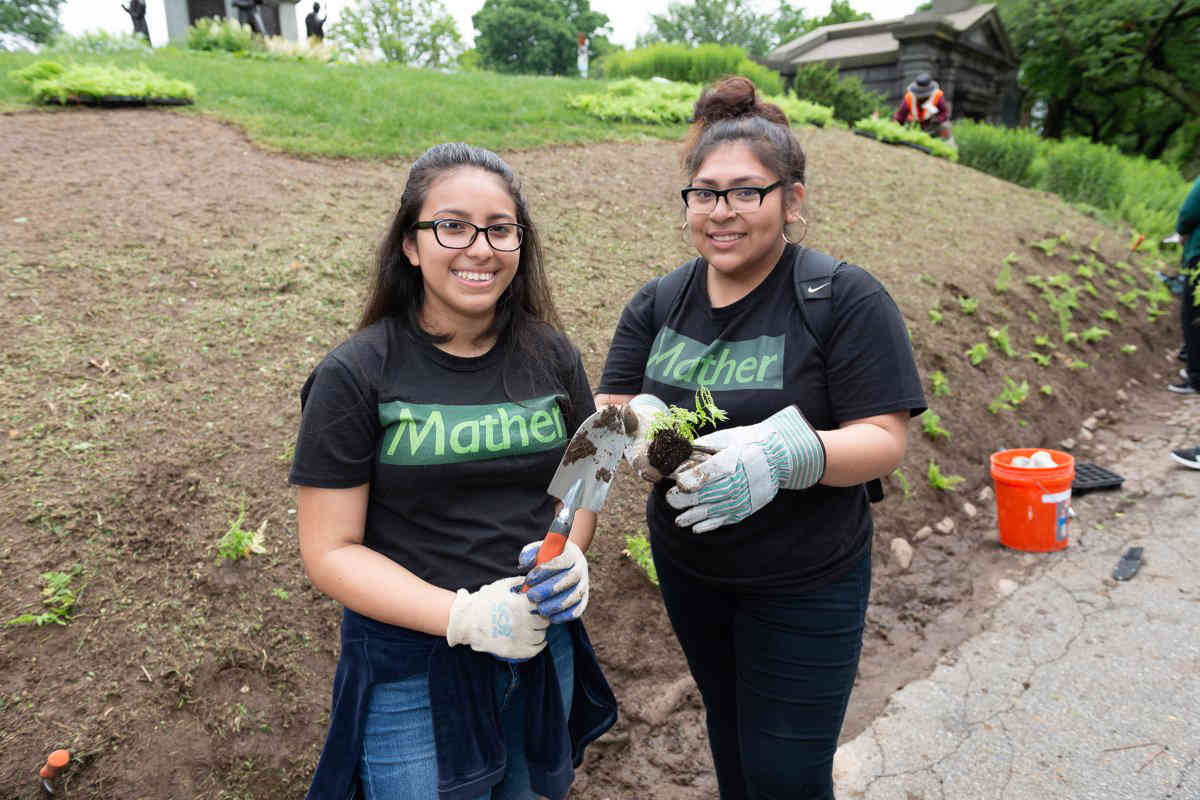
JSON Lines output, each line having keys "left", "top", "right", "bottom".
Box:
{"left": 990, "top": 448, "right": 1075, "bottom": 552}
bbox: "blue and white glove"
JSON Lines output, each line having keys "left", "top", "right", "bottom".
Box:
{"left": 666, "top": 405, "right": 825, "bottom": 533}
{"left": 446, "top": 576, "right": 548, "bottom": 661}
{"left": 518, "top": 539, "right": 589, "bottom": 623}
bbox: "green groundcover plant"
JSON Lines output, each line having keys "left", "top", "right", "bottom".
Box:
{"left": 569, "top": 77, "right": 833, "bottom": 127}
{"left": 851, "top": 117, "right": 958, "bottom": 161}
{"left": 9, "top": 59, "right": 196, "bottom": 104}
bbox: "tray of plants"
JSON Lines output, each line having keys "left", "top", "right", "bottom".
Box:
{"left": 1071, "top": 461, "right": 1124, "bottom": 493}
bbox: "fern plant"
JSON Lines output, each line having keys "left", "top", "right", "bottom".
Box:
{"left": 929, "top": 370, "right": 951, "bottom": 397}
{"left": 921, "top": 410, "right": 951, "bottom": 441}
{"left": 645, "top": 386, "right": 728, "bottom": 474}
{"left": 966, "top": 343, "right": 990, "bottom": 365}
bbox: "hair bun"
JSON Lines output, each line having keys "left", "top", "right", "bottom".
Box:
{"left": 691, "top": 76, "right": 787, "bottom": 127}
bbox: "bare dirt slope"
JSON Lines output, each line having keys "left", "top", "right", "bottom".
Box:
{"left": 0, "top": 109, "right": 1180, "bottom": 798}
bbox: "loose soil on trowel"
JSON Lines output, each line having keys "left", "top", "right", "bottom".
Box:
{"left": 0, "top": 109, "right": 1179, "bottom": 799}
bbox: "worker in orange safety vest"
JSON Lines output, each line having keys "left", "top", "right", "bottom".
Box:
{"left": 893, "top": 72, "right": 955, "bottom": 146}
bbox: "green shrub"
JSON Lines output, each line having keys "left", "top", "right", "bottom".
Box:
{"left": 788, "top": 62, "right": 884, "bottom": 125}
{"left": 954, "top": 119, "right": 1040, "bottom": 186}
{"left": 49, "top": 30, "right": 152, "bottom": 54}
{"left": 1042, "top": 137, "right": 1125, "bottom": 210}
{"left": 597, "top": 43, "right": 781, "bottom": 95}
{"left": 186, "top": 17, "right": 261, "bottom": 53}
{"left": 18, "top": 62, "right": 197, "bottom": 104}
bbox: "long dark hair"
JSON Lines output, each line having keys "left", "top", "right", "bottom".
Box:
{"left": 359, "top": 143, "right": 568, "bottom": 401}
{"left": 682, "top": 76, "right": 806, "bottom": 191}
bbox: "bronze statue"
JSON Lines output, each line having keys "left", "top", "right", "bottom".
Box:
{"left": 121, "top": 0, "right": 150, "bottom": 43}
{"left": 232, "top": 0, "right": 266, "bottom": 35}
{"left": 305, "top": 2, "right": 326, "bottom": 40}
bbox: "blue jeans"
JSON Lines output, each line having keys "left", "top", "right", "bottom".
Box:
{"left": 652, "top": 539, "right": 872, "bottom": 800}
{"left": 360, "top": 622, "right": 574, "bottom": 800}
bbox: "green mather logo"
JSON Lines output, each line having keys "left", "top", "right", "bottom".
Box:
{"left": 378, "top": 395, "right": 567, "bottom": 466}
{"left": 645, "top": 328, "right": 784, "bottom": 391}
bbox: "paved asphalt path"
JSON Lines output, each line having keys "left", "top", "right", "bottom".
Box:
{"left": 833, "top": 381, "right": 1200, "bottom": 800}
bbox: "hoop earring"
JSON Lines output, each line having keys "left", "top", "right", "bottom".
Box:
{"left": 783, "top": 214, "right": 808, "bottom": 244}
{"left": 680, "top": 220, "right": 691, "bottom": 246}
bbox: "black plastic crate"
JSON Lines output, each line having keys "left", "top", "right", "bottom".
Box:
{"left": 1073, "top": 462, "right": 1124, "bottom": 493}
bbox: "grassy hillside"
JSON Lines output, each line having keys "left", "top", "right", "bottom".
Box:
{"left": 0, "top": 49, "right": 685, "bottom": 158}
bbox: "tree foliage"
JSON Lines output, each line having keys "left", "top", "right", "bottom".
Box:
{"left": 773, "top": 0, "right": 871, "bottom": 50}
{"left": 997, "top": 0, "right": 1200, "bottom": 162}
{"left": 638, "top": 0, "right": 774, "bottom": 56}
{"left": 329, "top": 0, "right": 462, "bottom": 67}
{"left": 473, "top": 0, "right": 610, "bottom": 75}
{"left": 0, "top": 0, "right": 65, "bottom": 47}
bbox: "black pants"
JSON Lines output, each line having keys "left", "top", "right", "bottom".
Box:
{"left": 651, "top": 538, "right": 871, "bottom": 800}
{"left": 1184, "top": 254, "right": 1200, "bottom": 388}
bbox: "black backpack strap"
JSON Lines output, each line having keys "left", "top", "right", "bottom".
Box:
{"left": 653, "top": 257, "right": 702, "bottom": 331}
{"left": 790, "top": 247, "right": 885, "bottom": 504}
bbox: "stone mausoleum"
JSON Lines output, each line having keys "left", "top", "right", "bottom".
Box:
{"left": 765, "top": 0, "right": 1021, "bottom": 125}
{"left": 163, "top": 0, "right": 301, "bottom": 43}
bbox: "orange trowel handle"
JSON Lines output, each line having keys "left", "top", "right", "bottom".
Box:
{"left": 40, "top": 749, "right": 69, "bottom": 779}
{"left": 533, "top": 531, "right": 567, "bottom": 566}
{"left": 519, "top": 531, "right": 567, "bottom": 594}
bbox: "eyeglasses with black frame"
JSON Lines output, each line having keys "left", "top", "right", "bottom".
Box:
{"left": 680, "top": 181, "right": 783, "bottom": 214}
{"left": 413, "top": 219, "right": 526, "bottom": 252}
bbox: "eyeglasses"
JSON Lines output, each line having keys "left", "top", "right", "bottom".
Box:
{"left": 413, "top": 219, "right": 526, "bottom": 252}
{"left": 680, "top": 181, "right": 783, "bottom": 214}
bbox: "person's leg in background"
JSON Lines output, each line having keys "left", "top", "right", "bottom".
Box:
{"left": 1182, "top": 254, "right": 1200, "bottom": 391}
{"left": 734, "top": 550, "right": 872, "bottom": 800}
{"left": 651, "top": 536, "right": 747, "bottom": 799}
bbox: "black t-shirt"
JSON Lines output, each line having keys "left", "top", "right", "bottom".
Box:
{"left": 598, "top": 245, "right": 926, "bottom": 589}
{"left": 289, "top": 317, "right": 596, "bottom": 592}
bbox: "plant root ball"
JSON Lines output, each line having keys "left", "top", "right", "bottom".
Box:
{"left": 647, "top": 430, "right": 694, "bottom": 476}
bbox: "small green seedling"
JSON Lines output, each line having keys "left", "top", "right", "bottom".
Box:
{"left": 994, "top": 261, "right": 1012, "bottom": 293}
{"left": 891, "top": 467, "right": 912, "bottom": 499}
{"left": 1106, "top": 278, "right": 1120, "bottom": 289}
{"left": 928, "top": 308, "right": 943, "bottom": 324}
{"left": 966, "top": 342, "right": 990, "bottom": 365}
{"left": 1068, "top": 358, "right": 1089, "bottom": 370}
{"left": 1075, "top": 264, "right": 1093, "bottom": 280}
{"left": 930, "top": 370, "right": 951, "bottom": 397}
{"left": 958, "top": 296, "right": 978, "bottom": 315}
{"left": 623, "top": 532, "right": 658, "bottom": 586}
{"left": 921, "top": 410, "right": 951, "bottom": 441}
{"left": 1033, "top": 334, "right": 1052, "bottom": 348}
{"left": 1099, "top": 309, "right": 1120, "bottom": 323}
{"left": 1025, "top": 275, "right": 1047, "bottom": 290}
{"left": 1027, "top": 351, "right": 1051, "bottom": 366}
{"left": 1080, "top": 326, "right": 1111, "bottom": 344}
{"left": 1118, "top": 289, "right": 1140, "bottom": 309}
{"left": 1027, "top": 310, "right": 1039, "bottom": 324}
{"left": 1120, "top": 344, "right": 1137, "bottom": 355}
{"left": 1063, "top": 331, "right": 1080, "bottom": 346}
{"left": 645, "top": 386, "right": 728, "bottom": 474}
{"left": 917, "top": 272, "right": 937, "bottom": 286}
{"left": 927, "top": 460, "right": 965, "bottom": 491}
{"left": 1031, "top": 238, "right": 1058, "bottom": 256}
{"left": 1081, "top": 281, "right": 1098, "bottom": 298}
{"left": 7, "top": 566, "right": 84, "bottom": 627}
{"left": 217, "top": 500, "right": 267, "bottom": 563}
{"left": 987, "top": 326, "right": 1016, "bottom": 357}
{"left": 1040, "top": 384, "right": 1054, "bottom": 396}
{"left": 1047, "top": 272, "right": 1072, "bottom": 290}
{"left": 988, "top": 376, "right": 1030, "bottom": 414}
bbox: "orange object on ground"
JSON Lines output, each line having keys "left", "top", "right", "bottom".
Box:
{"left": 40, "top": 749, "right": 70, "bottom": 778}
{"left": 990, "top": 448, "right": 1075, "bottom": 552}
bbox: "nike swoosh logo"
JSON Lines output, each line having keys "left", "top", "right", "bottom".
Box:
{"left": 807, "top": 282, "right": 830, "bottom": 293}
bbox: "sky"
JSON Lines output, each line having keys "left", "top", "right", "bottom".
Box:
{"left": 62, "top": 0, "right": 917, "bottom": 51}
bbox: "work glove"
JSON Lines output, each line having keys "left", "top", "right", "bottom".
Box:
{"left": 518, "top": 539, "right": 589, "bottom": 623}
{"left": 666, "top": 405, "right": 825, "bottom": 533}
{"left": 446, "top": 576, "right": 548, "bottom": 661}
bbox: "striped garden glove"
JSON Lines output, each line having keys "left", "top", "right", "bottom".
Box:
{"left": 665, "top": 406, "right": 825, "bottom": 533}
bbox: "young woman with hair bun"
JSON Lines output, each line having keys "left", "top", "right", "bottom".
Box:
{"left": 596, "top": 77, "right": 926, "bottom": 798}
